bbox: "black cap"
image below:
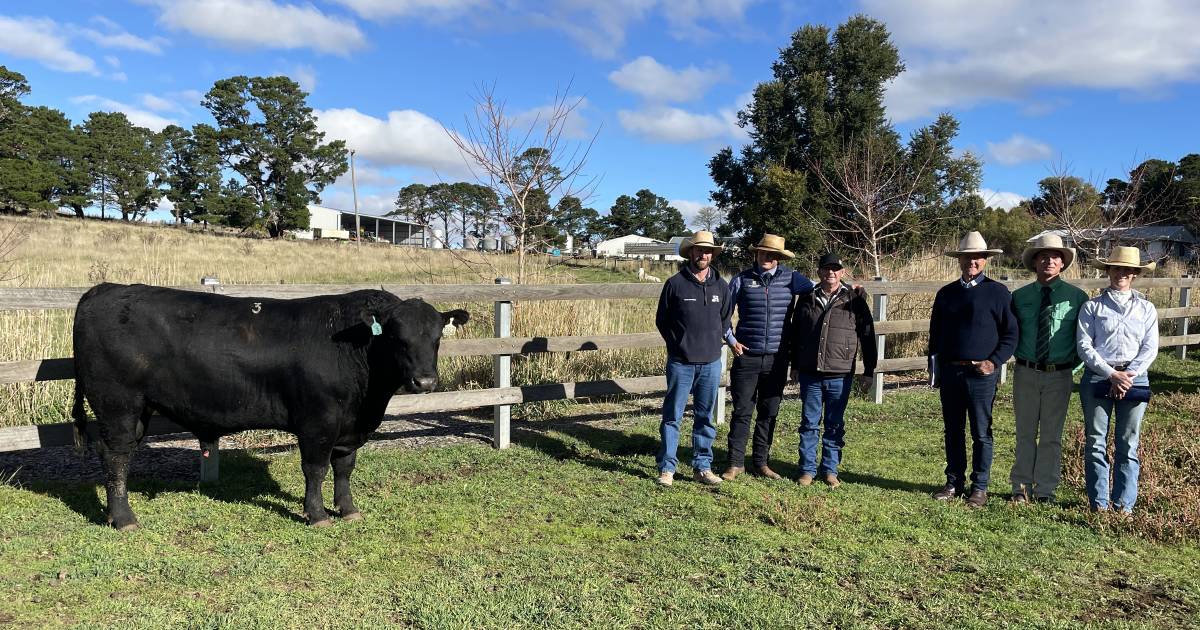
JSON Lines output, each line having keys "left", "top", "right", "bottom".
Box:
{"left": 817, "top": 252, "right": 844, "bottom": 270}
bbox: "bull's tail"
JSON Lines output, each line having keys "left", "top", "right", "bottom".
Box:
{"left": 71, "top": 382, "right": 88, "bottom": 455}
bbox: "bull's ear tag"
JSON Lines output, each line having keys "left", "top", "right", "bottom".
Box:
{"left": 370, "top": 317, "right": 383, "bottom": 336}
{"left": 442, "top": 323, "right": 457, "bottom": 336}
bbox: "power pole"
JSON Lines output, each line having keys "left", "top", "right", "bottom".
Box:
{"left": 351, "top": 149, "right": 361, "bottom": 247}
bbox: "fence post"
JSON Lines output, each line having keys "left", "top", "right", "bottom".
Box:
{"left": 715, "top": 345, "right": 728, "bottom": 425}
{"left": 199, "top": 440, "right": 219, "bottom": 483}
{"left": 493, "top": 277, "right": 512, "bottom": 449}
{"left": 1178, "top": 276, "right": 1192, "bottom": 360}
{"left": 871, "top": 277, "right": 888, "bottom": 404}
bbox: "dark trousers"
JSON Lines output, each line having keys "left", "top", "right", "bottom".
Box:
{"left": 939, "top": 363, "right": 998, "bottom": 492}
{"left": 726, "top": 352, "right": 788, "bottom": 468}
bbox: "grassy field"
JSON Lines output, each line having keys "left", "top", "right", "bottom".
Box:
{"left": 2, "top": 355, "right": 1197, "bottom": 628}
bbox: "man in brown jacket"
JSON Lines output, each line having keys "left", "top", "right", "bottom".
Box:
{"left": 787, "top": 253, "right": 877, "bottom": 487}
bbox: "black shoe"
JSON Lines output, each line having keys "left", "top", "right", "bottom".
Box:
{"left": 932, "top": 484, "right": 963, "bottom": 501}
{"left": 965, "top": 489, "right": 988, "bottom": 508}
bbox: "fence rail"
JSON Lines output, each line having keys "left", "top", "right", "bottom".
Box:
{"left": 2, "top": 277, "right": 1197, "bottom": 461}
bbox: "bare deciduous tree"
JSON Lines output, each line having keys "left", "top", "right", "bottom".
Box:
{"left": 446, "top": 82, "right": 598, "bottom": 283}
{"left": 803, "top": 133, "right": 939, "bottom": 278}
{"left": 692, "top": 205, "right": 724, "bottom": 232}
{"left": 1032, "top": 162, "right": 1174, "bottom": 270}
{"left": 0, "top": 222, "right": 29, "bottom": 282}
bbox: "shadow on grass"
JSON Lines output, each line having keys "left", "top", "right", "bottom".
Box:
{"left": 22, "top": 447, "right": 303, "bottom": 526}
{"left": 835, "top": 471, "right": 944, "bottom": 495}
{"left": 1146, "top": 372, "right": 1200, "bottom": 395}
{"left": 513, "top": 420, "right": 660, "bottom": 479}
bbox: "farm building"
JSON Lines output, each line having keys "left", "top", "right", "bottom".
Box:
{"left": 1027, "top": 226, "right": 1198, "bottom": 263}
{"left": 594, "top": 234, "right": 663, "bottom": 258}
{"left": 294, "top": 204, "right": 426, "bottom": 246}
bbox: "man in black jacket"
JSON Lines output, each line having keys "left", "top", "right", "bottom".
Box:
{"left": 787, "top": 253, "right": 877, "bottom": 487}
{"left": 654, "top": 230, "right": 733, "bottom": 487}
{"left": 928, "top": 231, "right": 1019, "bottom": 508}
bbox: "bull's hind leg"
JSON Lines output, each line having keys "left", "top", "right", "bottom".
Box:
{"left": 331, "top": 448, "right": 362, "bottom": 521}
{"left": 297, "top": 437, "right": 335, "bottom": 527}
{"left": 94, "top": 408, "right": 149, "bottom": 532}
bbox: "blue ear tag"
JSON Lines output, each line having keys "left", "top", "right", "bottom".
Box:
{"left": 370, "top": 316, "right": 383, "bottom": 336}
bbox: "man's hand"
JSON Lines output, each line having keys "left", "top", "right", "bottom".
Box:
{"left": 974, "top": 360, "right": 995, "bottom": 376}
{"left": 1109, "top": 370, "right": 1133, "bottom": 391}
{"left": 729, "top": 341, "right": 747, "bottom": 357}
{"left": 856, "top": 374, "right": 873, "bottom": 390}
{"left": 790, "top": 367, "right": 800, "bottom": 384}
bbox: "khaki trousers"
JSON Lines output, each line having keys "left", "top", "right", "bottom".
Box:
{"left": 1009, "top": 364, "right": 1075, "bottom": 498}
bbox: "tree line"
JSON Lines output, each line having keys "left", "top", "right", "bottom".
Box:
{"left": 0, "top": 67, "right": 346, "bottom": 237}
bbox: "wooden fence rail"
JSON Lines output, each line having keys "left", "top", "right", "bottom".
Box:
{"left": 2, "top": 277, "right": 1197, "bottom": 467}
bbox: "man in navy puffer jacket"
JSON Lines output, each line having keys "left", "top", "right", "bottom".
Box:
{"left": 720, "top": 234, "right": 814, "bottom": 481}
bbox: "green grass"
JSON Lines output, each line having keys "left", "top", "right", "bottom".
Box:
{"left": 2, "top": 357, "right": 1198, "bottom": 628}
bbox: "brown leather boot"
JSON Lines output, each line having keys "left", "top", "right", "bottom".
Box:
{"left": 720, "top": 466, "right": 744, "bottom": 481}
{"left": 822, "top": 473, "right": 841, "bottom": 488}
{"left": 796, "top": 473, "right": 814, "bottom": 486}
{"left": 753, "top": 465, "right": 783, "bottom": 480}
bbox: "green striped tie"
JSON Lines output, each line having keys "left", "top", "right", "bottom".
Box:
{"left": 1036, "top": 286, "right": 1053, "bottom": 363}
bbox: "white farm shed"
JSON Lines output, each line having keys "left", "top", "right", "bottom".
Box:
{"left": 595, "top": 234, "right": 663, "bottom": 258}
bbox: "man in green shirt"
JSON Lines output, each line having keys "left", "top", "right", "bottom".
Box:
{"left": 1009, "top": 233, "right": 1089, "bottom": 504}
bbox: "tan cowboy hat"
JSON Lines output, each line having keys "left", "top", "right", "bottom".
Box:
{"left": 748, "top": 233, "right": 794, "bottom": 259}
{"left": 1092, "top": 245, "right": 1156, "bottom": 271}
{"left": 679, "top": 230, "right": 725, "bottom": 257}
{"left": 1022, "top": 233, "right": 1075, "bottom": 272}
{"left": 944, "top": 231, "right": 1004, "bottom": 258}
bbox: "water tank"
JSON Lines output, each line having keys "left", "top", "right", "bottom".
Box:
{"left": 482, "top": 237, "right": 498, "bottom": 251}
{"left": 565, "top": 235, "right": 574, "bottom": 253}
{"left": 431, "top": 229, "right": 445, "bottom": 249}
{"left": 463, "top": 235, "right": 479, "bottom": 251}
{"left": 501, "top": 235, "right": 517, "bottom": 252}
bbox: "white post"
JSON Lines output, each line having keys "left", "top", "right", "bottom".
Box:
{"left": 493, "top": 277, "right": 512, "bottom": 449}
{"left": 1178, "top": 276, "right": 1192, "bottom": 360}
{"left": 715, "top": 345, "right": 728, "bottom": 425}
{"left": 872, "top": 277, "right": 888, "bottom": 404}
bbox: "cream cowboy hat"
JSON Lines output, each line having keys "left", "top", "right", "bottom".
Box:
{"left": 944, "top": 231, "right": 1004, "bottom": 258}
{"left": 1092, "top": 245, "right": 1156, "bottom": 271}
{"left": 748, "top": 233, "right": 794, "bottom": 259}
{"left": 679, "top": 230, "right": 725, "bottom": 257}
{"left": 1021, "top": 233, "right": 1075, "bottom": 272}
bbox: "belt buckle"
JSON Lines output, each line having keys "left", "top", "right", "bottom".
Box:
{"left": 1044, "top": 363, "right": 1056, "bottom": 372}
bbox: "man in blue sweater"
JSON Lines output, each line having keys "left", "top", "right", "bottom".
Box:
{"left": 719, "top": 234, "right": 813, "bottom": 481}
{"left": 654, "top": 230, "right": 733, "bottom": 487}
{"left": 928, "top": 231, "right": 1019, "bottom": 508}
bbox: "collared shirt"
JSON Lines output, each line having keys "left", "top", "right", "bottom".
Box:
{"left": 1076, "top": 288, "right": 1159, "bottom": 378}
{"left": 1012, "top": 277, "right": 1089, "bottom": 364}
{"left": 960, "top": 272, "right": 985, "bottom": 289}
{"left": 815, "top": 283, "right": 848, "bottom": 310}
{"left": 723, "top": 268, "right": 814, "bottom": 346}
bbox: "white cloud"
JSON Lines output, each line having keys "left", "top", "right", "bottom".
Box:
{"left": 618, "top": 107, "right": 730, "bottom": 143}
{"left": 149, "top": 0, "right": 366, "bottom": 55}
{"left": 320, "top": 189, "right": 396, "bottom": 215}
{"left": 329, "top": 0, "right": 486, "bottom": 20}
{"left": 874, "top": 0, "right": 1200, "bottom": 121}
{"left": 986, "top": 134, "right": 1053, "bottom": 166}
{"left": 140, "top": 93, "right": 188, "bottom": 114}
{"left": 315, "top": 107, "right": 469, "bottom": 175}
{"left": 290, "top": 64, "right": 318, "bottom": 92}
{"left": 333, "top": 163, "right": 401, "bottom": 188}
{"left": 79, "top": 16, "right": 168, "bottom": 54}
{"left": 70, "top": 95, "right": 178, "bottom": 131}
{"left": 609, "top": 56, "right": 727, "bottom": 102}
{"left": 104, "top": 55, "right": 121, "bottom": 68}
{"left": 979, "top": 188, "right": 1026, "bottom": 211}
{"left": 0, "top": 16, "right": 97, "bottom": 74}
{"left": 660, "top": 0, "right": 759, "bottom": 41}
{"left": 668, "top": 198, "right": 708, "bottom": 225}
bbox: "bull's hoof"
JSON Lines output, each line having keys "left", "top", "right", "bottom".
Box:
{"left": 341, "top": 511, "right": 363, "bottom": 522}
{"left": 116, "top": 522, "right": 140, "bottom": 533}
{"left": 309, "top": 518, "right": 334, "bottom": 528}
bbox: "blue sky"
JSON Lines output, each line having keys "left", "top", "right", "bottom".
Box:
{"left": 3, "top": 0, "right": 1199, "bottom": 226}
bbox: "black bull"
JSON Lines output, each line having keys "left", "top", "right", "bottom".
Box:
{"left": 71, "top": 283, "right": 469, "bottom": 530}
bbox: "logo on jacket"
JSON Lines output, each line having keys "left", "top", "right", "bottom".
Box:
{"left": 747, "top": 280, "right": 759, "bottom": 288}
{"left": 711, "top": 295, "right": 720, "bottom": 303}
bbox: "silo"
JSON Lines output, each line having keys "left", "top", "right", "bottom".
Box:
{"left": 482, "top": 237, "right": 498, "bottom": 251}
{"left": 463, "top": 235, "right": 479, "bottom": 251}
{"left": 431, "top": 229, "right": 445, "bottom": 249}
{"left": 501, "top": 235, "right": 517, "bottom": 252}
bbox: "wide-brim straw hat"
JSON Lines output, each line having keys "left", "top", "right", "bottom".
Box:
{"left": 1022, "top": 233, "right": 1076, "bottom": 272}
{"left": 748, "top": 233, "right": 794, "bottom": 259}
{"left": 1093, "top": 245, "right": 1156, "bottom": 271}
{"left": 944, "top": 231, "right": 1004, "bottom": 258}
{"left": 679, "top": 230, "right": 725, "bottom": 257}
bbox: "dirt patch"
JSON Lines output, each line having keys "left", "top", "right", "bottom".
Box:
{"left": 1077, "top": 573, "right": 1197, "bottom": 625}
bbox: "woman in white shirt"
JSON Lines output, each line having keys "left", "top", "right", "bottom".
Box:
{"left": 1075, "top": 246, "right": 1159, "bottom": 514}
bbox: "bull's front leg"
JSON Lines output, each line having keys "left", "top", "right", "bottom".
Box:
{"left": 297, "top": 437, "right": 335, "bottom": 527}
{"left": 331, "top": 448, "right": 362, "bottom": 521}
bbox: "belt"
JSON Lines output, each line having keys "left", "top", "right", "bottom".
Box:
{"left": 1109, "top": 362, "right": 1130, "bottom": 372}
{"left": 1016, "top": 358, "right": 1075, "bottom": 372}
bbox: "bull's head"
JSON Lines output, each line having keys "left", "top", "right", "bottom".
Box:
{"left": 361, "top": 297, "right": 470, "bottom": 394}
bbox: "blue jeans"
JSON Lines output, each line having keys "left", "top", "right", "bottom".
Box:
{"left": 658, "top": 356, "right": 721, "bottom": 473}
{"left": 939, "top": 363, "right": 998, "bottom": 492}
{"left": 797, "top": 372, "right": 853, "bottom": 477}
{"left": 1079, "top": 369, "right": 1149, "bottom": 512}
